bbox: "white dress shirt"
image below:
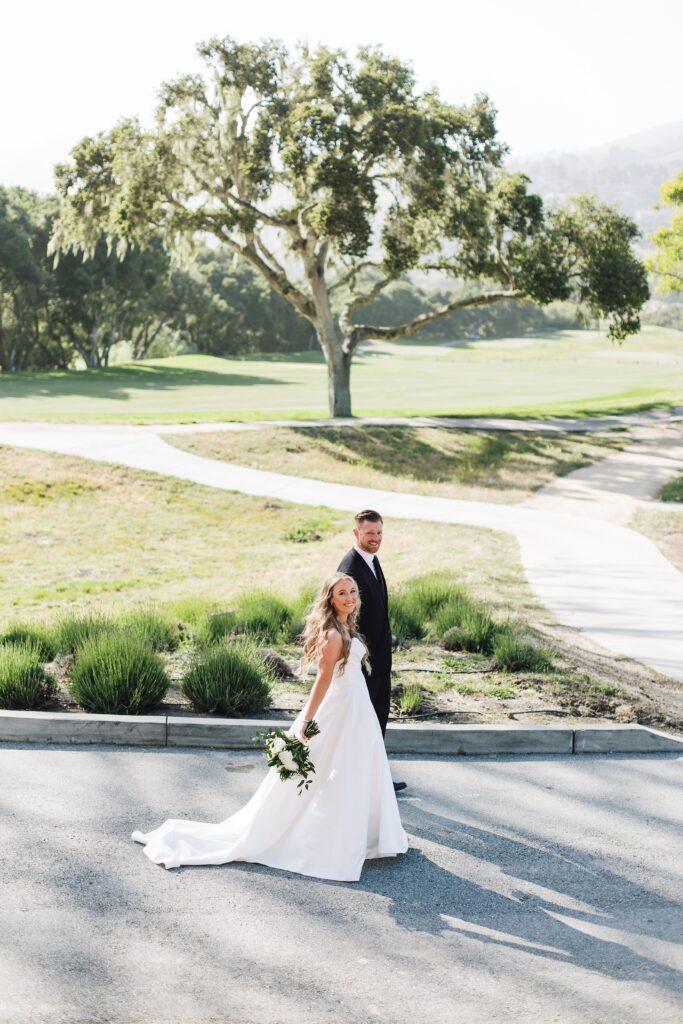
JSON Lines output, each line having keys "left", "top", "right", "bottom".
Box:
{"left": 353, "top": 543, "right": 377, "bottom": 578}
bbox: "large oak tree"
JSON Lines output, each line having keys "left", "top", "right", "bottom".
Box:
{"left": 51, "top": 38, "right": 649, "bottom": 416}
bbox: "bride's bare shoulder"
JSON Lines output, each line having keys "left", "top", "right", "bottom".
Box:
{"left": 324, "top": 627, "right": 343, "bottom": 648}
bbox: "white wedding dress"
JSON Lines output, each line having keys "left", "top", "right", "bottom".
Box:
{"left": 131, "top": 638, "right": 408, "bottom": 882}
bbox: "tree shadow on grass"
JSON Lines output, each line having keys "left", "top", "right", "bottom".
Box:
{"left": 293, "top": 425, "right": 599, "bottom": 489}
{"left": 0, "top": 363, "right": 289, "bottom": 402}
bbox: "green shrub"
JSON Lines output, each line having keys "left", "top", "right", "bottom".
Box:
{"left": 590, "top": 682, "right": 623, "bottom": 698}
{"left": 402, "top": 573, "right": 456, "bottom": 620}
{"left": 390, "top": 593, "right": 425, "bottom": 642}
{"left": 451, "top": 681, "right": 477, "bottom": 696}
{"left": 396, "top": 682, "right": 423, "bottom": 715}
{"left": 117, "top": 609, "right": 181, "bottom": 651}
{"left": 491, "top": 632, "right": 554, "bottom": 672}
{"left": 55, "top": 613, "right": 113, "bottom": 654}
{"left": 0, "top": 642, "right": 56, "bottom": 709}
{"left": 283, "top": 515, "right": 331, "bottom": 543}
{"left": 196, "top": 610, "right": 236, "bottom": 645}
{"left": 166, "top": 596, "right": 217, "bottom": 631}
{"left": 0, "top": 623, "right": 57, "bottom": 661}
{"left": 182, "top": 638, "right": 273, "bottom": 716}
{"left": 284, "top": 584, "right": 317, "bottom": 643}
{"left": 442, "top": 605, "right": 498, "bottom": 653}
{"left": 68, "top": 634, "right": 169, "bottom": 714}
{"left": 431, "top": 592, "right": 473, "bottom": 636}
{"left": 234, "top": 590, "right": 293, "bottom": 642}
{"left": 488, "top": 684, "right": 519, "bottom": 699}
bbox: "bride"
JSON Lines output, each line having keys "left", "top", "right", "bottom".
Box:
{"left": 131, "top": 572, "right": 408, "bottom": 882}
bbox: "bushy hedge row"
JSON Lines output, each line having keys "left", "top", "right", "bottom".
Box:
{"left": 391, "top": 572, "right": 553, "bottom": 672}
{"left": 0, "top": 575, "right": 554, "bottom": 714}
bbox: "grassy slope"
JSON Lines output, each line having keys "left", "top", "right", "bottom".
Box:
{"left": 0, "top": 327, "right": 681, "bottom": 422}
{"left": 0, "top": 446, "right": 530, "bottom": 622}
{"left": 168, "top": 425, "right": 625, "bottom": 504}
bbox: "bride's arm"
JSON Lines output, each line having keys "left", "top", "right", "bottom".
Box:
{"left": 297, "top": 629, "right": 343, "bottom": 741}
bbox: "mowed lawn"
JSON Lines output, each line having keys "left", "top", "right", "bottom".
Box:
{"left": 0, "top": 327, "right": 681, "bottom": 422}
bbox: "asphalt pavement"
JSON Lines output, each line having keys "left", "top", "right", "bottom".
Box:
{"left": 1, "top": 744, "right": 681, "bottom": 1024}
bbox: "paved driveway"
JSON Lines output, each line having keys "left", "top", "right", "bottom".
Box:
{"left": 1, "top": 745, "right": 681, "bottom": 1024}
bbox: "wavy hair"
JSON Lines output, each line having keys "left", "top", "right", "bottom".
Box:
{"left": 300, "top": 572, "right": 367, "bottom": 677}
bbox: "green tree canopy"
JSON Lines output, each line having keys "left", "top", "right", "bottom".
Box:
{"left": 648, "top": 169, "right": 683, "bottom": 301}
{"left": 0, "top": 188, "right": 60, "bottom": 371}
{"left": 51, "top": 236, "right": 173, "bottom": 367}
{"left": 51, "top": 38, "right": 650, "bottom": 415}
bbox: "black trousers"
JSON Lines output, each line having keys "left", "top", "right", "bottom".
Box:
{"left": 364, "top": 666, "right": 391, "bottom": 737}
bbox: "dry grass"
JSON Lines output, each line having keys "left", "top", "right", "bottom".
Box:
{"left": 168, "top": 425, "right": 625, "bottom": 504}
{"left": 630, "top": 507, "right": 683, "bottom": 573}
{"left": 0, "top": 444, "right": 530, "bottom": 624}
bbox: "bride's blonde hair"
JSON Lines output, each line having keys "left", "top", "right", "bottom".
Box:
{"left": 300, "top": 572, "right": 367, "bottom": 677}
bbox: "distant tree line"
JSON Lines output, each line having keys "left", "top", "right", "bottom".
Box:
{"left": 0, "top": 185, "right": 586, "bottom": 374}
{"left": 0, "top": 186, "right": 313, "bottom": 372}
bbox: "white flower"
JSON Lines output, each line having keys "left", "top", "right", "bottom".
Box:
{"left": 269, "top": 736, "right": 287, "bottom": 756}
{"left": 278, "top": 748, "right": 298, "bottom": 773}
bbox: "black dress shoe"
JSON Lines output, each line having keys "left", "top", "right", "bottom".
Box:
{"left": 393, "top": 781, "right": 407, "bottom": 793}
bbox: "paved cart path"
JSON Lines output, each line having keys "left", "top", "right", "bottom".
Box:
{"left": 526, "top": 424, "right": 683, "bottom": 524}
{"left": 1, "top": 745, "right": 681, "bottom": 1024}
{"left": 1, "top": 420, "right": 683, "bottom": 681}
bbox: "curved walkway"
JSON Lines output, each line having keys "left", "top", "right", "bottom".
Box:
{"left": 1, "top": 421, "right": 683, "bottom": 682}
{"left": 526, "top": 424, "right": 683, "bottom": 524}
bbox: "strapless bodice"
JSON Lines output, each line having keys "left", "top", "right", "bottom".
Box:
{"left": 333, "top": 636, "right": 367, "bottom": 685}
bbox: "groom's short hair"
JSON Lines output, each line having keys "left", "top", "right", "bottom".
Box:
{"left": 355, "top": 509, "right": 383, "bottom": 525}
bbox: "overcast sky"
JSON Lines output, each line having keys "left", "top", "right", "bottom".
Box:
{"left": 2, "top": 0, "right": 681, "bottom": 194}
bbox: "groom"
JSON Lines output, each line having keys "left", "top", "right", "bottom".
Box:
{"left": 337, "top": 509, "right": 406, "bottom": 793}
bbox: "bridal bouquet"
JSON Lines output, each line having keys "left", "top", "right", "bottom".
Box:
{"left": 254, "top": 720, "right": 320, "bottom": 794}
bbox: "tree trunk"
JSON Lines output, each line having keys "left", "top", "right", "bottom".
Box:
{"left": 326, "top": 345, "right": 352, "bottom": 418}
{"left": 308, "top": 252, "right": 353, "bottom": 418}
{"left": 314, "top": 318, "right": 353, "bottom": 417}
{"left": 75, "top": 338, "right": 100, "bottom": 369}
{"left": 81, "top": 320, "right": 102, "bottom": 368}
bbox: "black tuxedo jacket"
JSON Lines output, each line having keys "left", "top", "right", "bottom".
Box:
{"left": 336, "top": 547, "right": 392, "bottom": 685}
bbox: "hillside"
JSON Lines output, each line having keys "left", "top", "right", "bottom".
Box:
{"left": 508, "top": 119, "right": 683, "bottom": 240}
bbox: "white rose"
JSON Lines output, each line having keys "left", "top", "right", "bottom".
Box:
{"left": 269, "top": 736, "right": 287, "bottom": 755}
{"left": 278, "top": 748, "right": 299, "bottom": 773}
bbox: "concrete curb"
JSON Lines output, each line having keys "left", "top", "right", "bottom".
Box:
{"left": 1, "top": 710, "right": 682, "bottom": 754}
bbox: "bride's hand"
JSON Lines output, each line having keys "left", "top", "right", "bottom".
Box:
{"left": 297, "top": 723, "right": 310, "bottom": 744}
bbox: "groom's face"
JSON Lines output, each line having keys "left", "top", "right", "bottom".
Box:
{"left": 354, "top": 519, "right": 383, "bottom": 554}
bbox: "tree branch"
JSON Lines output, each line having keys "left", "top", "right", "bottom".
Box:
{"left": 329, "top": 260, "right": 385, "bottom": 294}
{"left": 252, "top": 230, "right": 292, "bottom": 285}
{"left": 228, "top": 192, "right": 300, "bottom": 233}
{"left": 216, "top": 226, "right": 316, "bottom": 321}
{"left": 339, "top": 274, "right": 395, "bottom": 338}
{"left": 344, "top": 289, "right": 527, "bottom": 353}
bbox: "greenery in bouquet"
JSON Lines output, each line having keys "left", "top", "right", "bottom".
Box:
{"left": 254, "top": 720, "right": 321, "bottom": 794}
